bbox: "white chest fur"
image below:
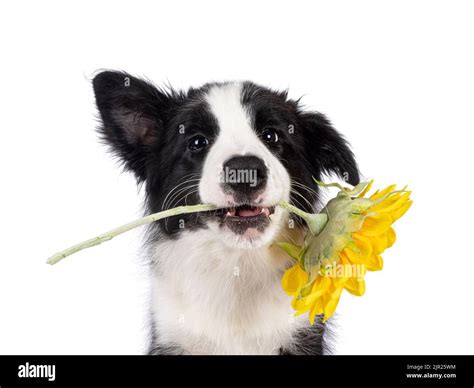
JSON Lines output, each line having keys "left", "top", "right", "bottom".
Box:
{"left": 149, "top": 229, "right": 308, "bottom": 355}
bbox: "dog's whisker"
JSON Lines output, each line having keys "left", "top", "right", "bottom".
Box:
{"left": 290, "top": 189, "right": 316, "bottom": 213}
{"left": 164, "top": 187, "right": 200, "bottom": 230}
{"left": 164, "top": 183, "right": 200, "bottom": 211}
{"left": 287, "top": 197, "right": 309, "bottom": 229}
{"left": 161, "top": 176, "right": 200, "bottom": 208}
{"left": 290, "top": 179, "right": 319, "bottom": 198}
{"left": 173, "top": 188, "right": 199, "bottom": 209}
{"left": 290, "top": 179, "right": 318, "bottom": 195}
{"left": 162, "top": 178, "right": 201, "bottom": 211}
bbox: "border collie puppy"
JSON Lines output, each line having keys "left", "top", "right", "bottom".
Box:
{"left": 92, "top": 71, "right": 359, "bottom": 355}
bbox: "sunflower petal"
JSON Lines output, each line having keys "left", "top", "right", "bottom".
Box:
{"left": 357, "top": 180, "right": 374, "bottom": 198}
{"left": 390, "top": 200, "right": 413, "bottom": 222}
{"left": 366, "top": 253, "right": 384, "bottom": 271}
{"left": 371, "top": 192, "right": 411, "bottom": 214}
{"left": 360, "top": 213, "right": 392, "bottom": 236}
{"left": 332, "top": 275, "right": 348, "bottom": 288}
{"left": 386, "top": 227, "right": 396, "bottom": 248}
{"left": 369, "top": 184, "right": 397, "bottom": 201}
{"left": 293, "top": 298, "right": 312, "bottom": 315}
{"left": 352, "top": 233, "right": 373, "bottom": 258}
{"left": 322, "top": 286, "right": 344, "bottom": 322}
{"left": 369, "top": 193, "right": 401, "bottom": 212}
{"left": 342, "top": 247, "right": 365, "bottom": 264}
{"left": 282, "top": 264, "right": 308, "bottom": 295}
{"left": 369, "top": 233, "right": 388, "bottom": 254}
{"left": 345, "top": 277, "right": 366, "bottom": 296}
{"left": 309, "top": 298, "right": 324, "bottom": 325}
{"left": 304, "top": 276, "right": 331, "bottom": 304}
{"left": 292, "top": 296, "right": 310, "bottom": 312}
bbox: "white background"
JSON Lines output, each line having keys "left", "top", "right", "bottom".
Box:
{"left": 1, "top": 0, "right": 473, "bottom": 354}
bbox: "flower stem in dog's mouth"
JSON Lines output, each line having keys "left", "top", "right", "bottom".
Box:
{"left": 47, "top": 203, "right": 283, "bottom": 265}
{"left": 46, "top": 202, "right": 297, "bottom": 265}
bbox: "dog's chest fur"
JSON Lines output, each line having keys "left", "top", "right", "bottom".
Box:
{"left": 148, "top": 229, "right": 324, "bottom": 355}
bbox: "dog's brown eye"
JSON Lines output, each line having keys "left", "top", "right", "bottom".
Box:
{"left": 262, "top": 128, "right": 279, "bottom": 143}
{"left": 188, "top": 135, "right": 209, "bottom": 151}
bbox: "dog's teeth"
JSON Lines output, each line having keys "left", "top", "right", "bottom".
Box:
{"left": 226, "top": 207, "right": 236, "bottom": 217}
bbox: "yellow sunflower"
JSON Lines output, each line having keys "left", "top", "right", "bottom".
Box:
{"left": 278, "top": 180, "right": 412, "bottom": 324}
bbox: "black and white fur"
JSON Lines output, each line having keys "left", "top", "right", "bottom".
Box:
{"left": 92, "top": 71, "right": 359, "bottom": 355}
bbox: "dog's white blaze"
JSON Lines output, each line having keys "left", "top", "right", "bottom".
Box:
{"left": 198, "top": 82, "right": 291, "bottom": 249}
{"left": 200, "top": 82, "right": 290, "bottom": 208}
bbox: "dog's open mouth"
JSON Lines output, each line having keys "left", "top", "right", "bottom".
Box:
{"left": 216, "top": 205, "right": 275, "bottom": 235}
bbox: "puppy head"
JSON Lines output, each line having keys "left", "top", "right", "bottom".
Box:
{"left": 93, "top": 71, "right": 359, "bottom": 249}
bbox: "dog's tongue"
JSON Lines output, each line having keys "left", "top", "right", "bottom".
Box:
{"left": 237, "top": 206, "right": 261, "bottom": 217}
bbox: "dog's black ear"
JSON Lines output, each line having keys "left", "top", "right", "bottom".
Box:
{"left": 298, "top": 111, "right": 360, "bottom": 185}
{"left": 92, "top": 70, "right": 176, "bottom": 181}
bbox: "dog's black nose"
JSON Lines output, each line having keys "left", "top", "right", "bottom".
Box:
{"left": 222, "top": 155, "right": 267, "bottom": 198}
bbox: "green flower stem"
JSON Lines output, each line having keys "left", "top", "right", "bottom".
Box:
{"left": 47, "top": 204, "right": 218, "bottom": 265}
{"left": 278, "top": 201, "right": 328, "bottom": 235}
